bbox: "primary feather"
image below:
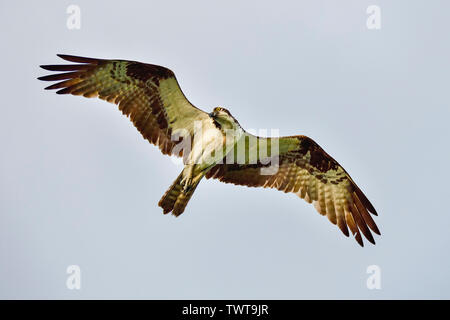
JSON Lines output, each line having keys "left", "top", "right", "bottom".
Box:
{"left": 39, "top": 54, "right": 208, "bottom": 155}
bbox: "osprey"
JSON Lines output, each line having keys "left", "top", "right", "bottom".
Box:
{"left": 39, "top": 55, "right": 380, "bottom": 246}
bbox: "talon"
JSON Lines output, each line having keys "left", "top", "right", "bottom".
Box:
{"left": 180, "top": 176, "right": 188, "bottom": 186}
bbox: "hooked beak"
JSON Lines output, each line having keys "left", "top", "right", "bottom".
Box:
{"left": 208, "top": 111, "right": 217, "bottom": 118}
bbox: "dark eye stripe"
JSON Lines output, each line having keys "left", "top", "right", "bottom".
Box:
{"left": 222, "top": 109, "right": 231, "bottom": 116}
{"left": 212, "top": 118, "right": 222, "bottom": 129}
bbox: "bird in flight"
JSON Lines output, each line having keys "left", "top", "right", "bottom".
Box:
{"left": 39, "top": 54, "right": 380, "bottom": 246}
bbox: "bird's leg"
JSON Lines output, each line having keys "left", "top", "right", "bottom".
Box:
{"left": 180, "top": 164, "right": 209, "bottom": 193}
{"left": 180, "top": 165, "right": 194, "bottom": 191}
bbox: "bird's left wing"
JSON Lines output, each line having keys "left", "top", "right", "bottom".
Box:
{"left": 206, "top": 134, "right": 380, "bottom": 246}
{"left": 39, "top": 54, "right": 210, "bottom": 156}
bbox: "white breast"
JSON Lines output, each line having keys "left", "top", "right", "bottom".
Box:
{"left": 188, "top": 124, "right": 243, "bottom": 168}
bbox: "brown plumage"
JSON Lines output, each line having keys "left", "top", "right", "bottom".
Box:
{"left": 39, "top": 54, "right": 208, "bottom": 156}
{"left": 39, "top": 54, "right": 380, "bottom": 247}
{"left": 206, "top": 135, "right": 380, "bottom": 246}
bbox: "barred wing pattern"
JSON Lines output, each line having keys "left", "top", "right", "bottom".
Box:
{"left": 39, "top": 55, "right": 210, "bottom": 156}
{"left": 206, "top": 135, "right": 380, "bottom": 246}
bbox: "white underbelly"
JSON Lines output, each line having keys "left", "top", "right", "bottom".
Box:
{"left": 188, "top": 127, "right": 242, "bottom": 168}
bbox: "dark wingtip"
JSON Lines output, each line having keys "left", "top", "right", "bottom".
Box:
{"left": 57, "top": 54, "right": 101, "bottom": 64}
{"left": 372, "top": 225, "right": 381, "bottom": 236}
{"left": 338, "top": 222, "right": 350, "bottom": 238}
{"left": 366, "top": 234, "right": 376, "bottom": 245}
{"left": 357, "top": 239, "right": 364, "bottom": 247}
{"left": 361, "top": 223, "right": 376, "bottom": 245}
{"left": 355, "top": 231, "right": 364, "bottom": 247}
{"left": 368, "top": 204, "right": 378, "bottom": 216}
{"left": 56, "top": 54, "right": 71, "bottom": 60}
{"left": 44, "top": 82, "right": 65, "bottom": 90}
{"left": 355, "top": 186, "right": 378, "bottom": 216}
{"left": 56, "top": 88, "right": 71, "bottom": 94}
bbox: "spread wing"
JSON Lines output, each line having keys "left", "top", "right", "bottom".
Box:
{"left": 39, "top": 54, "right": 211, "bottom": 156}
{"left": 206, "top": 134, "right": 380, "bottom": 246}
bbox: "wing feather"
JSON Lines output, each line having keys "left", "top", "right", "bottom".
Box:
{"left": 39, "top": 54, "right": 211, "bottom": 156}
{"left": 206, "top": 134, "right": 380, "bottom": 246}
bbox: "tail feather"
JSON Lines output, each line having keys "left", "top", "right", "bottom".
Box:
{"left": 172, "top": 188, "right": 197, "bottom": 216}
{"left": 158, "top": 173, "right": 183, "bottom": 214}
{"left": 158, "top": 171, "right": 202, "bottom": 216}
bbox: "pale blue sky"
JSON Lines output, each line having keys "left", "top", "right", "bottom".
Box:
{"left": 1, "top": 0, "right": 449, "bottom": 299}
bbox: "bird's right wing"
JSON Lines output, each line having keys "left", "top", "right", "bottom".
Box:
{"left": 39, "top": 54, "right": 211, "bottom": 156}
{"left": 206, "top": 134, "right": 380, "bottom": 246}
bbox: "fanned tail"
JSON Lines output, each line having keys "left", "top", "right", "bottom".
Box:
{"left": 158, "top": 171, "right": 202, "bottom": 216}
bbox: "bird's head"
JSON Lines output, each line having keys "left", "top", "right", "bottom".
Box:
{"left": 208, "top": 107, "right": 241, "bottom": 132}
